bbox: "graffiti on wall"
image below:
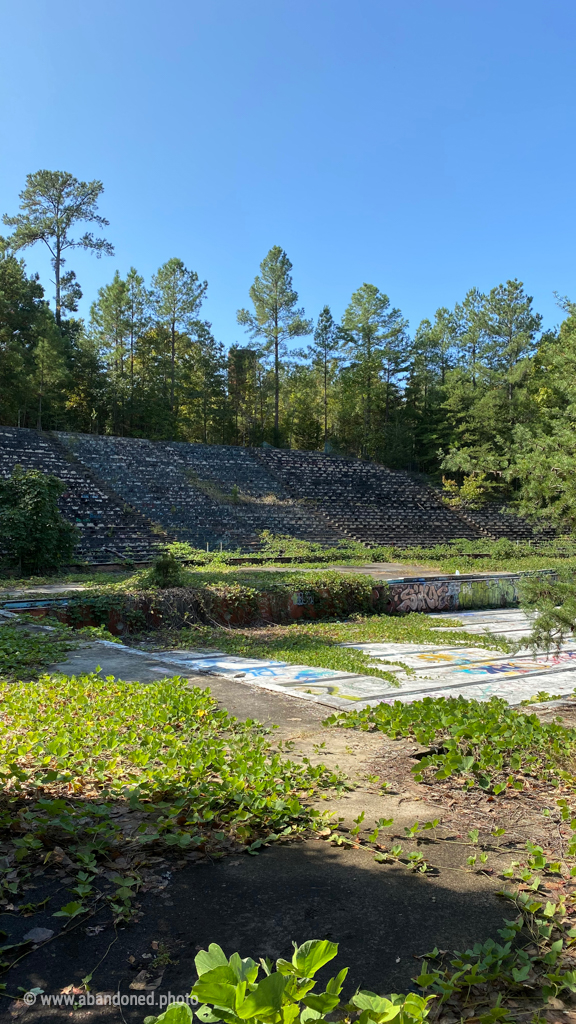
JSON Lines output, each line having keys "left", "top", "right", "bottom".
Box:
{"left": 387, "top": 575, "right": 520, "bottom": 614}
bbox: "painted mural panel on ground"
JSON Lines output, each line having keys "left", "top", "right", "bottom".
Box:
{"left": 88, "top": 607, "right": 576, "bottom": 712}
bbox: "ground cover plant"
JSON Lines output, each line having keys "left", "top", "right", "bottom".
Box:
{"left": 389, "top": 536, "right": 576, "bottom": 575}
{"left": 0, "top": 672, "right": 344, "bottom": 921}
{"left": 5, "top": 533, "right": 576, "bottom": 586}
{"left": 325, "top": 695, "right": 576, "bottom": 795}
{"left": 176, "top": 938, "right": 434, "bottom": 1024}
{"left": 316, "top": 694, "right": 576, "bottom": 1020}
{"left": 146, "top": 899, "right": 576, "bottom": 1024}
{"left": 0, "top": 623, "right": 77, "bottom": 680}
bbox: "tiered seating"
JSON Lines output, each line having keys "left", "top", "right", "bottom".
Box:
{"left": 254, "top": 449, "right": 485, "bottom": 547}
{"left": 1, "top": 428, "right": 550, "bottom": 560}
{"left": 56, "top": 435, "right": 345, "bottom": 551}
{"left": 0, "top": 428, "right": 159, "bottom": 562}
{"left": 254, "top": 450, "right": 554, "bottom": 546}
{"left": 454, "top": 503, "right": 555, "bottom": 542}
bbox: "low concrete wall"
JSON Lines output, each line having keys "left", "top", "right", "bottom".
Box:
{"left": 0, "top": 571, "right": 552, "bottom": 633}
{"left": 385, "top": 571, "right": 539, "bottom": 614}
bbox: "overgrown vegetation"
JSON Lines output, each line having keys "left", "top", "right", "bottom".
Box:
{"left": 175, "top": 939, "right": 434, "bottom": 1024}
{"left": 3, "top": 168, "right": 576, "bottom": 532}
{"left": 0, "top": 467, "right": 77, "bottom": 573}
{"left": 59, "top": 567, "right": 389, "bottom": 636}
{"left": 518, "top": 568, "right": 576, "bottom": 653}
{"left": 0, "top": 623, "right": 77, "bottom": 679}
{"left": 159, "top": 613, "right": 510, "bottom": 685}
{"left": 326, "top": 695, "right": 576, "bottom": 794}
{"left": 0, "top": 672, "right": 341, "bottom": 870}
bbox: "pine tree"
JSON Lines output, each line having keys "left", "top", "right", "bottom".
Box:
{"left": 150, "top": 258, "right": 207, "bottom": 426}
{"left": 307, "top": 305, "right": 341, "bottom": 444}
{"left": 341, "top": 283, "right": 408, "bottom": 457}
{"left": 237, "top": 246, "right": 312, "bottom": 445}
{"left": 1, "top": 170, "right": 113, "bottom": 325}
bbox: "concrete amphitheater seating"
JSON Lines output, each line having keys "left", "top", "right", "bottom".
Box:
{"left": 254, "top": 448, "right": 483, "bottom": 546}
{"left": 0, "top": 428, "right": 551, "bottom": 561}
{"left": 254, "top": 449, "right": 553, "bottom": 546}
{"left": 0, "top": 428, "right": 159, "bottom": 562}
{"left": 55, "top": 433, "right": 345, "bottom": 552}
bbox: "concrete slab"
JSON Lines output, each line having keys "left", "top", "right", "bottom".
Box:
{"left": 6, "top": 840, "right": 508, "bottom": 1018}
{"left": 0, "top": 584, "right": 87, "bottom": 599}
{"left": 50, "top": 608, "right": 576, "bottom": 711}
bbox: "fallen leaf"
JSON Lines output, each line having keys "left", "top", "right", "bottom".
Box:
{"left": 129, "top": 970, "right": 150, "bottom": 991}
{"left": 9, "top": 1000, "right": 29, "bottom": 1018}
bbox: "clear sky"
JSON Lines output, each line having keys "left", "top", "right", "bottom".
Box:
{"left": 1, "top": 0, "right": 575, "bottom": 348}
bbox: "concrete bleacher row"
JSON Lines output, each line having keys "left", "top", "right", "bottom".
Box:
{"left": 453, "top": 503, "right": 555, "bottom": 542}
{"left": 0, "top": 428, "right": 160, "bottom": 562}
{"left": 254, "top": 449, "right": 553, "bottom": 546}
{"left": 55, "top": 433, "right": 345, "bottom": 552}
{"left": 254, "top": 448, "right": 483, "bottom": 547}
{"left": 0, "top": 429, "right": 550, "bottom": 562}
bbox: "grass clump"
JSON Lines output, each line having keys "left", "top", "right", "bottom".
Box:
{"left": 392, "top": 536, "right": 576, "bottom": 574}
{"left": 325, "top": 695, "right": 576, "bottom": 793}
{"left": 0, "top": 673, "right": 342, "bottom": 865}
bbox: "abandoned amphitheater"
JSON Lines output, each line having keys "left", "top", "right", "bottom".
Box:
{"left": 0, "top": 427, "right": 547, "bottom": 564}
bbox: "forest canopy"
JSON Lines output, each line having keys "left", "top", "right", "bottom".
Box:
{"left": 1, "top": 169, "right": 574, "bottom": 530}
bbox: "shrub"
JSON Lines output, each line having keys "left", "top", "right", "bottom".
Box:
{"left": 146, "top": 550, "right": 188, "bottom": 588}
{"left": 0, "top": 466, "right": 77, "bottom": 573}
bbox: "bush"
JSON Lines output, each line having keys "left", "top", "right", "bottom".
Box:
{"left": 146, "top": 550, "right": 188, "bottom": 588}
{"left": 0, "top": 466, "right": 77, "bottom": 573}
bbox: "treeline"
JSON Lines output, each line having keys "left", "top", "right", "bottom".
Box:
{"left": 1, "top": 170, "right": 576, "bottom": 528}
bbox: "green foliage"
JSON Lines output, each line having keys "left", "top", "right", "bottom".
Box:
{"left": 175, "top": 939, "right": 434, "bottom": 1024}
{"left": 387, "top": 536, "right": 576, "bottom": 574}
{"left": 518, "top": 568, "right": 576, "bottom": 652}
{"left": 416, "top": 886, "right": 576, "bottom": 1012}
{"left": 0, "top": 466, "right": 77, "bottom": 572}
{"left": 5, "top": 172, "right": 576, "bottom": 516}
{"left": 0, "top": 672, "right": 342, "bottom": 860}
{"left": 164, "top": 611, "right": 507, "bottom": 692}
{"left": 63, "top": 566, "right": 388, "bottom": 634}
{"left": 0, "top": 623, "right": 77, "bottom": 679}
{"left": 442, "top": 472, "right": 502, "bottom": 508}
{"left": 341, "top": 283, "right": 409, "bottom": 460}
{"left": 237, "top": 246, "right": 312, "bottom": 442}
{"left": 2, "top": 169, "right": 113, "bottom": 326}
{"left": 325, "top": 695, "right": 576, "bottom": 793}
{"left": 145, "top": 551, "right": 189, "bottom": 588}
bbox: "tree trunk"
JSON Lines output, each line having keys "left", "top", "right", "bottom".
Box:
{"left": 54, "top": 243, "right": 61, "bottom": 327}
{"left": 324, "top": 345, "right": 328, "bottom": 443}
{"left": 274, "top": 313, "right": 279, "bottom": 444}
{"left": 170, "top": 321, "right": 176, "bottom": 412}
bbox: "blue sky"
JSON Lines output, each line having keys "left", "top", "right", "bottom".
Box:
{"left": 1, "top": 0, "right": 575, "bottom": 348}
